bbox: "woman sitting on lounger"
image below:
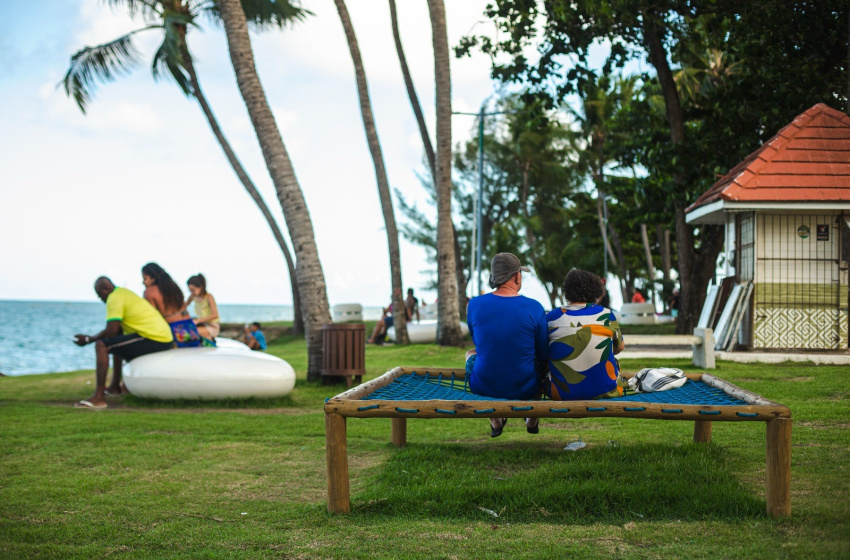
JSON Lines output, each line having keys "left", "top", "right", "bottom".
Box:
{"left": 142, "top": 262, "right": 201, "bottom": 347}
{"left": 465, "top": 253, "right": 549, "bottom": 437}
{"left": 545, "top": 269, "right": 625, "bottom": 400}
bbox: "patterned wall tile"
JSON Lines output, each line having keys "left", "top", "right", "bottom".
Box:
{"left": 754, "top": 306, "right": 849, "bottom": 350}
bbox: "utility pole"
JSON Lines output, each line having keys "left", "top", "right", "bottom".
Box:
{"left": 454, "top": 104, "right": 515, "bottom": 297}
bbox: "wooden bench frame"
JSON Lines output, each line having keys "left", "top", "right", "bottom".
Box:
{"left": 324, "top": 367, "right": 791, "bottom": 517}
{"left": 626, "top": 327, "right": 716, "bottom": 368}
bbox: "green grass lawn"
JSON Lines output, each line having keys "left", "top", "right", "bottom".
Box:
{"left": 1, "top": 332, "right": 848, "bottom": 559}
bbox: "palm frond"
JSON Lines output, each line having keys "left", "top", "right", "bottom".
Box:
{"left": 101, "top": 0, "right": 162, "bottom": 23}
{"left": 151, "top": 11, "right": 195, "bottom": 95}
{"left": 62, "top": 28, "right": 156, "bottom": 113}
{"left": 201, "top": 0, "right": 312, "bottom": 30}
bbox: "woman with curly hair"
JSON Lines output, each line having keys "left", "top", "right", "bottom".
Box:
{"left": 545, "top": 269, "right": 625, "bottom": 400}
{"left": 142, "top": 262, "right": 200, "bottom": 347}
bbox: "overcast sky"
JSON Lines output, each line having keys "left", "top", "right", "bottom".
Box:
{"left": 0, "top": 1, "right": 624, "bottom": 309}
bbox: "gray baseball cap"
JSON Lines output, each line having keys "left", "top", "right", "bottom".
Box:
{"left": 488, "top": 252, "right": 530, "bottom": 288}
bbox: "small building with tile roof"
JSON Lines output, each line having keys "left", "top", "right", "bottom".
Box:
{"left": 686, "top": 103, "right": 849, "bottom": 351}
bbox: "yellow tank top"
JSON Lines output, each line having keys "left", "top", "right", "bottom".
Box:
{"left": 193, "top": 294, "right": 219, "bottom": 325}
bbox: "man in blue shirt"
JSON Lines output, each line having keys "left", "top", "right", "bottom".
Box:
{"left": 243, "top": 322, "right": 267, "bottom": 350}
{"left": 466, "top": 253, "right": 549, "bottom": 437}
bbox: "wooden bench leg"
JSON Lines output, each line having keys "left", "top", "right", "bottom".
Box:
{"left": 391, "top": 417, "right": 407, "bottom": 448}
{"left": 693, "top": 420, "right": 712, "bottom": 443}
{"left": 325, "top": 413, "right": 350, "bottom": 514}
{"left": 766, "top": 418, "right": 792, "bottom": 518}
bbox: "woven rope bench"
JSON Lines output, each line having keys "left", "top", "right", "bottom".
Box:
{"left": 324, "top": 367, "right": 792, "bottom": 517}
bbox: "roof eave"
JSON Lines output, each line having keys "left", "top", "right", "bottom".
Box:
{"left": 686, "top": 200, "right": 850, "bottom": 224}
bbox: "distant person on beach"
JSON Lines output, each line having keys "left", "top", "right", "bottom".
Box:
{"left": 367, "top": 298, "right": 395, "bottom": 344}
{"left": 142, "top": 262, "right": 201, "bottom": 347}
{"left": 465, "top": 253, "right": 549, "bottom": 437}
{"left": 405, "top": 288, "right": 420, "bottom": 323}
{"left": 185, "top": 274, "right": 220, "bottom": 341}
{"left": 668, "top": 288, "right": 680, "bottom": 319}
{"left": 73, "top": 277, "right": 174, "bottom": 409}
{"left": 243, "top": 322, "right": 267, "bottom": 350}
{"left": 545, "top": 269, "right": 625, "bottom": 401}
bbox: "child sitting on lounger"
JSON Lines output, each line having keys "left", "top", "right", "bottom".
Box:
{"left": 545, "top": 269, "right": 625, "bottom": 400}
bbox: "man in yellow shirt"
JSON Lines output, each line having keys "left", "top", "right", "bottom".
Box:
{"left": 73, "top": 277, "right": 174, "bottom": 409}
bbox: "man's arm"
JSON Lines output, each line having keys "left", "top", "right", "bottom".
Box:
{"left": 74, "top": 321, "right": 122, "bottom": 346}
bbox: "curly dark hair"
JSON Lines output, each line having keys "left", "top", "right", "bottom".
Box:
{"left": 562, "top": 269, "right": 604, "bottom": 304}
{"left": 142, "top": 262, "right": 184, "bottom": 310}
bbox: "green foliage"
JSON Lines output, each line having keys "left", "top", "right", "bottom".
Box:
{"left": 462, "top": 0, "right": 849, "bottom": 208}
{"left": 62, "top": 29, "right": 147, "bottom": 112}
{"left": 62, "top": 0, "right": 311, "bottom": 112}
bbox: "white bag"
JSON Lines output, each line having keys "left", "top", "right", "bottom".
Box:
{"left": 628, "top": 367, "right": 687, "bottom": 393}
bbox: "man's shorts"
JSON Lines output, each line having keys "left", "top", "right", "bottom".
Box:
{"left": 104, "top": 334, "right": 173, "bottom": 361}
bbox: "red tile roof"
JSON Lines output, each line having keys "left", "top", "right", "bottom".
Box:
{"left": 687, "top": 103, "right": 850, "bottom": 213}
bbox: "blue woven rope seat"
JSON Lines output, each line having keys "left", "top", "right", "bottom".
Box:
{"left": 324, "top": 366, "right": 793, "bottom": 517}
{"left": 361, "top": 371, "right": 749, "bottom": 407}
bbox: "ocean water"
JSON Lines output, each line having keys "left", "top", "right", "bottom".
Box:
{"left": 0, "top": 300, "right": 382, "bottom": 376}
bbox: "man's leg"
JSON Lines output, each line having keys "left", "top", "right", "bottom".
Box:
{"left": 247, "top": 338, "right": 260, "bottom": 350}
{"left": 83, "top": 340, "right": 110, "bottom": 406}
{"left": 106, "top": 357, "right": 125, "bottom": 395}
{"left": 367, "top": 319, "right": 385, "bottom": 343}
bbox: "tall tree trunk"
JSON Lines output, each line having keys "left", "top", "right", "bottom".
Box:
{"left": 427, "top": 0, "right": 463, "bottom": 345}
{"left": 640, "top": 223, "right": 656, "bottom": 303}
{"left": 674, "top": 210, "right": 725, "bottom": 331}
{"left": 180, "top": 43, "right": 304, "bottom": 337}
{"left": 334, "top": 0, "right": 408, "bottom": 344}
{"left": 657, "top": 224, "right": 672, "bottom": 313}
{"left": 217, "top": 0, "right": 331, "bottom": 379}
{"left": 593, "top": 159, "right": 628, "bottom": 301}
{"left": 644, "top": 15, "right": 724, "bottom": 334}
{"left": 596, "top": 192, "right": 619, "bottom": 270}
{"left": 609, "top": 222, "right": 630, "bottom": 302}
{"left": 390, "top": 0, "right": 466, "bottom": 312}
{"left": 389, "top": 0, "right": 436, "bottom": 178}
{"left": 657, "top": 224, "right": 671, "bottom": 282}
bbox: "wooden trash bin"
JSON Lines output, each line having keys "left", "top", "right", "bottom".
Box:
{"left": 322, "top": 323, "right": 366, "bottom": 387}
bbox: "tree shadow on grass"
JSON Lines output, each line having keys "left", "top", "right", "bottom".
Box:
{"left": 353, "top": 442, "right": 763, "bottom": 523}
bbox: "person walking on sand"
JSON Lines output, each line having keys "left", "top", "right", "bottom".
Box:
{"left": 465, "top": 253, "right": 549, "bottom": 437}
{"left": 73, "top": 277, "right": 174, "bottom": 409}
{"left": 185, "top": 273, "right": 220, "bottom": 341}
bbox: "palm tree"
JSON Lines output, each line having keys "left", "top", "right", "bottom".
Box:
{"left": 333, "top": 0, "right": 408, "bottom": 344}
{"left": 217, "top": 0, "right": 332, "bottom": 379}
{"left": 426, "top": 0, "right": 463, "bottom": 345}
{"left": 569, "top": 74, "right": 639, "bottom": 301}
{"left": 61, "top": 0, "right": 307, "bottom": 336}
{"left": 388, "top": 0, "right": 467, "bottom": 313}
